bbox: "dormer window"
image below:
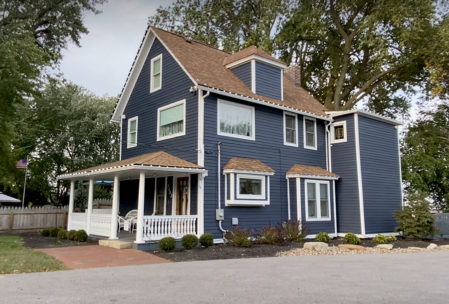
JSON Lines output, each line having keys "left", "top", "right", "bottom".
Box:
{"left": 150, "top": 54, "right": 162, "bottom": 92}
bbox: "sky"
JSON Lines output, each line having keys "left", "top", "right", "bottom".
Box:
{"left": 58, "top": 0, "right": 171, "bottom": 97}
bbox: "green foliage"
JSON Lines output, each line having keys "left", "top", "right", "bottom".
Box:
{"left": 315, "top": 232, "right": 330, "bottom": 243}
{"left": 282, "top": 220, "right": 306, "bottom": 243}
{"left": 259, "top": 225, "right": 284, "bottom": 245}
{"left": 67, "top": 230, "right": 77, "bottom": 241}
{"left": 41, "top": 228, "right": 50, "bottom": 237}
{"left": 373, "top": 234, "right": 387, "bottom": 244}
{"left": 57, "top": 229, "right": 67, "bottom": 240}
{"left": 74, "top": 230, "right": 88, "bottom": 242}
{"left": 181, "top": 234, "right": 198, "bottom": 250}
{"left": 395, "top": 193, "right": 439, "bottom": 239}
{"left": 159, "top": 237, "right": 176, "bottom": 251}
{"left": 226, "top": 227, "right": 251, "bottom": 247}
{"left": 49, "top": 228, "right": 60, "bottom": 238}
{"left": 386, "top": 235, "right": 397, "bottom": 243}
{"left": 402, "top": 104, "right": 449, "bottom": 212}
{"left": 344, "top": 233, "right": 361, "bottom": 245}
{"left": 199, "top": 233, "right": 214, "bottom": 248}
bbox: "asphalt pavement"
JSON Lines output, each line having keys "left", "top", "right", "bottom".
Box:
{"left": 1, "top": 251, "right": 448, "bottom": 303}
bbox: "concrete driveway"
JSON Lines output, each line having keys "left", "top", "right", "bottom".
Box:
{"left": 1, "top": 251, "right": 448, "bottom": 304}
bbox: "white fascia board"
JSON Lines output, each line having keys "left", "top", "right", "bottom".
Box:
{"left": 326, "top": 110, "right": 401, "bottom": 126}
{"left": 354, "top": 113, "right": 366, "bottom": 235}
{"left": 286, "top": 174, "right": 339, "bottom": 180}
{"left": 112, "top": 27, "right": 198, "bottom": 122}
{"left": 197, "top": 85, "right": 332, "bottom": 122}
{"left": 225, "top": 55, "right": 287, "bottom": 69}
{"left": 223, "top": 169, "right": 275, "bottom": 176}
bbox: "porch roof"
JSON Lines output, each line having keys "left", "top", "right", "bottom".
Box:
{"left": 58, "top": 151, "right": 206, "bottom": 180}
{"left": 286, "top": 164, "right": 339, "bottom": 180}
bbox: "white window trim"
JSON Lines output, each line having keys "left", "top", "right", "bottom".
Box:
{"left": 283, "top": 112, "right": 298, "bottom": 147}
{"left": 157, "top": 99, "right": 186, "bottom": 141}
{"left": 331, "top": 120, "right": 347, "bottom": 144}
{"left": 303, "top": 117, "right": 317, "bottom": 150}
{"left": 236, "top": 174, "right": 266, "bottom": 200}
{"left": 224, "top": 172, "right": 271, "bottom": 206}
{"left": 127, "top": 116, "right": 138, "bottom": 148}
{"left": 150, "top": 54, "right": 162, "bottom": 93}
{"left": 217, "top": 99, "right": 255, "bottom": 141}
{"left": 304, "top": 179, "right": 331, "bottom": 222}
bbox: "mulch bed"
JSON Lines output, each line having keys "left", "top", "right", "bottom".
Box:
{"left": 151, "top": 237, "right": 449, "bottom": 262}
{"left": 19, "top": 232, "right": 97, "bottom": 249}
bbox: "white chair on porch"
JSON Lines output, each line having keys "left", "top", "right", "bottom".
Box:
{"left": 118, "top": 209, "right": 138, "bottom": 233}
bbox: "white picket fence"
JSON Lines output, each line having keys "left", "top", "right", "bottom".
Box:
{"left": 142, "top": 215, "right": 197, "bottom": 241}
{"left": 0, "top": 206, "right": 68, "bottom": 231}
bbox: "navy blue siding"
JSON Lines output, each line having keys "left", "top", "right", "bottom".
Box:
{"left": 359, "top": 116, "right": 402, "bottom": 233}
{"left": 121, "top": 38, "right": 197, "bottom": 163}
{"left": 255, "top": 62, "right": 282, "bottom": 100}
{"left": 299, "top": 178, "right": 335, "bottom": 234}
{"left": 203, "top": 93, "right": 327, "bottom": 238}
{"left": 331, "top": 115, "right": 361, "bottom": 234}
{"left": 231, "top": 63, "right": 252, "bottom": 89}
{"left": 119, "top": 180, "right": 138, "bottom": 216}
{"left": 288, "top": 178, "right": 297, "bottom": 220}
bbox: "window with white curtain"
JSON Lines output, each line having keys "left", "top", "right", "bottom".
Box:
{"left": 217, "top": 99, "right": 255, "bottom": 140}
{"left": 157, "top": 100, "right": 186, "bottom": 140}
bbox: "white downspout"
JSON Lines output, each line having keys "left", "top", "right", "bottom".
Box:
{"left": 325, "top": 121, "right": 332, "bottom": 172}
{"left": 217, "top": 142, "right": 227, "bottom": 233}
{"left": 286, "top": 177, "right": 291, "bottom": 220}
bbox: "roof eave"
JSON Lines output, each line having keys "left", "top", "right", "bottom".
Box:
{"left": 326, "top": 110, "right": 402, "bottom": 126}
{"left": 286, "top": 174, "right": 339, "bottom": 180}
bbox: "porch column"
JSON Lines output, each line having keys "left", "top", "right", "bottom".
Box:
{"left": 197, "top": 174, "right": 205, "bottom": 236}
{"left": 67, "top": 180, "right": 75, "bottom": 230}
{"left": 109, "top": 175, "right": 120, "bottom": 239}
{"left": 86, "top": 178, "right": 94, "bottom": 235}
{"left": 135, "top": 172, "right": 145, "bottom": 244}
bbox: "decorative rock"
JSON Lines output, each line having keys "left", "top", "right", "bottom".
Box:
{"left": 439, "top": 245, "right": 449, "bottom": 250}
{"left": 338, "top": 244, "right": 366, "bottom": 251}
{"left": 303, "top": 242, "right": 329, "bottom": 251}
{"left": 427, "top": 243, "right": 438, "bottom": 250}
{"left": 376, "top": 244, "right": 393, "bottom": 250}
{"left": 407, "top": 246, "right": 425, "bottom": 251}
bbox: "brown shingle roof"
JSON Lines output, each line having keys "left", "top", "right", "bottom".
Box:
{"left": 223, "top": 157, "right": 274, "bottom": 173}
{"left": 71, "top": 151, "right": 202, "bottom": 175}
{"left": 151, "top": 27, "right": 328, "bottom": 119}
{"left": 286, "top": 164, "right": 338, "bottom": 178}
{"left": 223, "top": 45, "right": 286, "bottom": 66}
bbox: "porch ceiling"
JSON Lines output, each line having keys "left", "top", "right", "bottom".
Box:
{"left": 58, "top": 151, "right": 206, "bottom": 180}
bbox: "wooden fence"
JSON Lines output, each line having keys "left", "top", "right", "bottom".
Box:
{"left": 0, "top": 206, "right": 68, "bottom": 232}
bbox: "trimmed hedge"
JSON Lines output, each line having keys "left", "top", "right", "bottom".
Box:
{"left": 49, "top": 227, "right": 60, "bottom": 237}
{"left": 344, "top": 232, "right": 361, "bottom": 245}
{"left": 57, "top": 229, "right": 68, "bottom": 240}
{"left": 74, "top": 230, "right": 88, "bottom": 242}
{"left": 315, "top": 232, "right": 330, "bottom": 243}
{"left": 41, "top": 228, "right": 50, "bottom": 237}
{"left": 159, "top": 237, "right": 176, "bottom": 251}
{"left": 199, "top": 233, "right": 214, "bottom": 247}
{"left": 67, "top": 230, "right": 77, "bottom": 240}
{"left": 181, "top": 234, "right": 198, "bottom": 250}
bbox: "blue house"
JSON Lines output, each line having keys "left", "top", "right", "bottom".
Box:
{"left": 59, "top": 27, "right": 402, "bottom": 248}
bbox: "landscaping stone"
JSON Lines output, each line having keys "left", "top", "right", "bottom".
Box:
{"left": 376, "top": 244, "right": 393, "bottom": 250}
{"left": 427, "top": 243, "right": 438, "bottom": 250}
{"left": 303, "top": 242, "right": 329, "bottom": 251}
{"left": 439, "top": 245, "right": 449, "bottom": 250}
{"left": 407, "top": 247, "right": 425, "bottom": 251}
{"left": 338, "top": 244, "right": 366, "bottom": 251}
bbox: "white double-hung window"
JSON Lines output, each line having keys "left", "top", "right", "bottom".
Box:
{"left": 150, "top": 54, "right": 162, "bottom": 92}
{"left": 305, "top": 180, "right": 331, "bottom": 221}
{"left": 127, "top": 116, "right": 138, "bottom": 148}
{"left": 331, "top": 121, "right": 347, "bottom": 143}
{"left": 217, "top": 99, "right": 255, "bottom": 140}
{"left": 284, "top": 112, "right": 298, "bottom": 146}
{"left": 304, "top": 117, "right": 317, "bottom": 149}
{"left": 157, "top": 100, "right": 186, "bottom": 141}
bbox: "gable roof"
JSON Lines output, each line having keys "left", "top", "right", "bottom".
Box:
{"left": 112, "top": 26, "right": 330, "bottom": 122}
{"left": 223, "top": 45, "right": 286, "bottom": 67}
{"left": 223, "top": 157, "right": 274, "bottom": 174}
{"left": 286, "top": 164, "right": 339, "bottom": 179}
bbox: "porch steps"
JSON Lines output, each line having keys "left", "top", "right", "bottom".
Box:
{"left": 99, "top": 238, "right": 134, "bottom": 250}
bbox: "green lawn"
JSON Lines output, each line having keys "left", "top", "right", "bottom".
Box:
{"left": 0, "top": 235, "right": 66, "bottom": 274}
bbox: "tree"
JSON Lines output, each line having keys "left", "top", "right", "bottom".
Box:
{"left": 11, "top": 79, "right": 119, "bottom": 205}
{"left": 0, "top": 0, "right": 104, "bottom": 177}
{"left": 401, "top": 103, "right": 449, "bottom": 212}
{"left": 149, "top": 0, "right": 448, "bottom": 117}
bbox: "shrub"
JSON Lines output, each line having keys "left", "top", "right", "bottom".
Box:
{"left": 67, "top": 230, "right": 77, "bottom": 240}
{"left": 344, "top": 232, "right": 361, "bottom": 245}
{"left": 282, "top": 220, "right": 306, "bottom": 243}
{"left": 49, "top": 227, "right": 60, "bottom": 237}
{"left": 181, "top": 234, "right": 198, "bottom": 250}
{"left": 57, "top": 229, "right": 68, "bottom": 240}
{"left": 226, "top": 227, "right": 251, "bottom": 247}
{"left": 386, "top": 235, "right": 397, "bottom": 243}
{"left": 41, "top": 228, "right": 50, "bottom": 237}
{"left": 259, "top": 225, "right": 284, "bottom": 245}
{"left": 373, "top": 234, "right": 387, "bottom": 244}
{"left": 159, "top": 237, "right": 176, "bottom": 251}
{"left": 74, "top": 230, "right": 88, "bottom": 242}
{"left": 315, "top": 232, "right": 330, "bottom": 243}
{"left": 199, "top": 233, "right": 214, "bottom": 248}
{"left": 395, "top": 193, "right": 439, "bottom": 239}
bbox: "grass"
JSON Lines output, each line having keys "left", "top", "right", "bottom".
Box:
{"left": 0, "top": 235, "right": 67, "bottom": 274}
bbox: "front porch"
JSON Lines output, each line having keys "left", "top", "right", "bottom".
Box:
{"left": 58, "top": 152, "right": 207, "bottom": 245}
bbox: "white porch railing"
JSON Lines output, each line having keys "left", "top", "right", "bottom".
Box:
{"left": 69, "top": 212, "right": 87, "bottom": 231}
{"left": 142, "top": 215, "right": 198, "bottom": 241}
